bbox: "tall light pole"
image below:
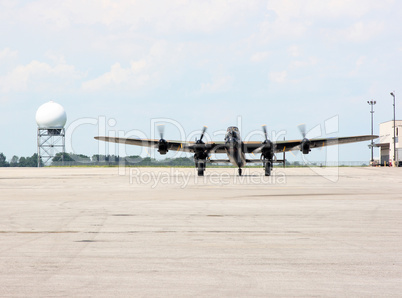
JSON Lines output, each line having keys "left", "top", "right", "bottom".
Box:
{"left": 390, "top": 92, "right": 396, "bottom": 166}
{"left": 367, "top": 100, "right": 376, "bottom": 163}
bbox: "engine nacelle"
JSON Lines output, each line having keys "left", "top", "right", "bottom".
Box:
{"left": 301, "top": 139, "right": 311, "bottom": 154}
{"left": 157, "top": 139, "right": 168, "bottom": 155}
{"left": 194, "top": 151, "right": 208, "bottom": 161}
{"left": 261, "top": 140, "right": 274, "bottom": 160}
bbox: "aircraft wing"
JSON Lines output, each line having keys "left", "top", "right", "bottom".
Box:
{"left": 96, "top": 135, "right": 378, "bottom": 155}
{"left": 94, "top": 136, "right": 228, "bottom": 153}
{"left": 243, "top": 135, "right": 378, "bottom": 153}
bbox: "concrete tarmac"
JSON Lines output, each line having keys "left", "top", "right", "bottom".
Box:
{"left": 0, "top": 166, "right": 401, "bottom": 297}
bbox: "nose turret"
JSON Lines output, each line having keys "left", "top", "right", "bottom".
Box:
{"left": 225, "top": 126, "right": 241, "bottom": 143}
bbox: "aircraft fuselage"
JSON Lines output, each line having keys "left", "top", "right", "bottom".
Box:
{"left": 224, "top": 126, "right": 246, "bottom": 168}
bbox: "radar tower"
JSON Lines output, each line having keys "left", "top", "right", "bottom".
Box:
{"left": 35, "top": 101, "right": 67, "bottom": 167}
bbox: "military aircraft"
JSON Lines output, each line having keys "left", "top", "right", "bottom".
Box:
{"left": 95, "top": 125, "right": 378, "bottom": 176}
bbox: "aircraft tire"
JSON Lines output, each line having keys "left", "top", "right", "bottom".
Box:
{"left": 265, "top": 162, "right": 271, "bottom": 176}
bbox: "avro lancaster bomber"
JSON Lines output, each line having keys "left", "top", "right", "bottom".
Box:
{"left": 95, "top": 125, "right": 377, "bottom": 176}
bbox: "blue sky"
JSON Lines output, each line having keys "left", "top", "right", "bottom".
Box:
{"left": 1, "top": 0, "right": 401, "bottom": 162}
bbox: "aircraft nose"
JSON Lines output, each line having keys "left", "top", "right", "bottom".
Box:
{"left": 226, "top": 137, "right": 239, "bottom": 145}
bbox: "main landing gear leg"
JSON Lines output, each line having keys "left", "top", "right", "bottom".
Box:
{"left": 196, "top": 160, "right": 206, "bottom": 176}
{"left": 264, "top": 160, "right": 272, "bottom": 176}
{"left": 238, "top": 168, "right": 242, "bottom": 176}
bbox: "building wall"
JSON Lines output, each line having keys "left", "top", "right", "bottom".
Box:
{"left": 379, "top": 120, "right": 402, "bottom": 163}
{"left": 380, "top": 145, "right": 390, "bottom": 165}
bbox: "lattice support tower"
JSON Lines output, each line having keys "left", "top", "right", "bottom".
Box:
{"left": 37, "top": 128, "right": 65, "bottom": 167}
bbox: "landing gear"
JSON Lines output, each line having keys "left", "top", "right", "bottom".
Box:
{"left": 264, "top": 160, "right": 272, "bottom": 176}
{"left": 196, "top": 159, "right": 206, "bottom": 176}
{"left": 193, "top": 127, "right": 209, "bottom": 177}
{"left": 238, "top": 168, "right": 242, "bottom": 176}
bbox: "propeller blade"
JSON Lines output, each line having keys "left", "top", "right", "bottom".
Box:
{"left": 253, "top": 145, "right": 264, "bottom": 154}
{"left": 262, "top": 125, "right": 268, "bottom": 141}
{"left": 298, "top": 123, "right": 306, "bottom": 138}
{"left": 157, "top": 124, "right": 165, "bottom": 139}
{"left": 199, "top": 126, "right": 207, "bottom": 142}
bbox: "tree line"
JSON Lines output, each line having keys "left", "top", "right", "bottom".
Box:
{"left": 0, "top": 152, "right": 194, "bottom": 167}
{"left": 51, "top": 153, "right": 195, "bottom": 166}
{"left": 0, "top": 152, "right": 368, "bottom": 168}
{"left": 0, "top": 153, "right": 42, "bottom": 167}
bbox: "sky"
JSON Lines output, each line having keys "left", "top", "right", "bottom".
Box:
{"left": 1, "top": 0, "right": 401, "bottom": 163}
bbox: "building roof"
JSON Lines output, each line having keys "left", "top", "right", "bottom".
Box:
{"left": 379, "top": 120, "right": 402, "bottom": 125}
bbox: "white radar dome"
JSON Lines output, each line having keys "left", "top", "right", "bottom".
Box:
{"left": 35, "top": 101, "right": 67, "bottom": 129}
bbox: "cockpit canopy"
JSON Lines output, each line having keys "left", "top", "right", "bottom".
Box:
{"left": 227, "top": 126, "right": 239, "bottom": 133}
{"left": 225, "top": 126, "right": 241, "bottom": 141}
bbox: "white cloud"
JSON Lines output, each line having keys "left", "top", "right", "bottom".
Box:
{"left": 200, "top": 75, "right": 233, "bottom": 93}
{"left": 0, "top": 48, "right": 18, "bottom": 62}
{"left": 346, "top": 21, "right": 385, "bottom": 42}
{"left": 322, "top": 21, "right": 385, "bottom": 43}
{"left": 0, "top": 59, "right": 84, "bottom": 92}
{"left": 257, "top": 18, "right": 308, "bottom": 42}
{"left": 348, "top": 56, "right": 368, "bottom": 77}
{"left": 250, "top": 51, "right": 271, "bottom": 62}
{"left": 269, "top": 71, "right": 287, "bottom": 83}
{"left": 290, "top": 57, "right": 318, "bottom": 69}
{"left": 288, "top": 45, "right": 301, "bottom": 57}
{"left": 81, "top": 40, "right": 184, "bottom": 92}
{"left": 266, "top": 0, "right": 390, "bottom": 20}
{"left": 82, "top": 60, "right": 149, "bottom": 91}
{"left": 261, "top": 0, "right": 393, "bottom": 43}
{"left": 15, "top": 0, "right": 262, "bottom": 33}
{"left": 44, "top": 51, "right": 68, "bottom": 65}
{"left": 356, "top": 56, "right": 366, "bottom": 68}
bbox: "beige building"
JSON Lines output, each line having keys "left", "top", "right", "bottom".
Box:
{"left": 376, "top": 120, "right": 402, "bottom": 166}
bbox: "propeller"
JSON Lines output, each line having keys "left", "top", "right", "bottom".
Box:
{"left": 298, "top": 123, "right": 306, "bottom": 139}
{"left": 157, "top": 124, "right": 165, "bottom": 140}
{"left": 196, "top": 126, "right": 208, "bottom": 144}
{"left": 254, "top": 125, "right": 273, "bottom": 157}
{"left": 194, "top": 126, "right": 209, "bottom": 161}
{"left": 297, "top": 123, "right": 311, "bottom": 154}
{"left": 157, "top": 124, "right": 168, "bottom": 154}
{"left": 262, "top": 125, "right": 268, "bottom": 143}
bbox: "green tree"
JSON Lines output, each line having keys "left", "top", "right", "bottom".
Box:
{"left": 27, "top": 153, "right": 40, "bottom": 167}
{"left": 53, "top": 152, "right": 74, "bottom": 162}
{"left": 18, "top": 157, "right": 27, "bottom": 167}
{"left": 91, "top": 154, "right": 105, "bottom": 163}
{"left": 107, "top": 155, "right": 119, "bottom": 165}
{"left": 18, "top": 154, "right": 41, "bottom": 167}
{"left": 163, "top": 157, "right": 194, "bottom": 166}
{"left": 124, "top": 155, "right": 142, "bottom": 165}
{"left": 0, "top": 153, "right": 9, "bottom": 167}
{"left": 138, "top": 157, "right": 153, "bottom": 166}
{"left": 52, "top": 153, "right": 91, "bottom": 165}
{"left": 10, "top": 155, "right": 19, "bottom": 167}
{"left": 71, "top": 154, "right": 91, "bottom": 164}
